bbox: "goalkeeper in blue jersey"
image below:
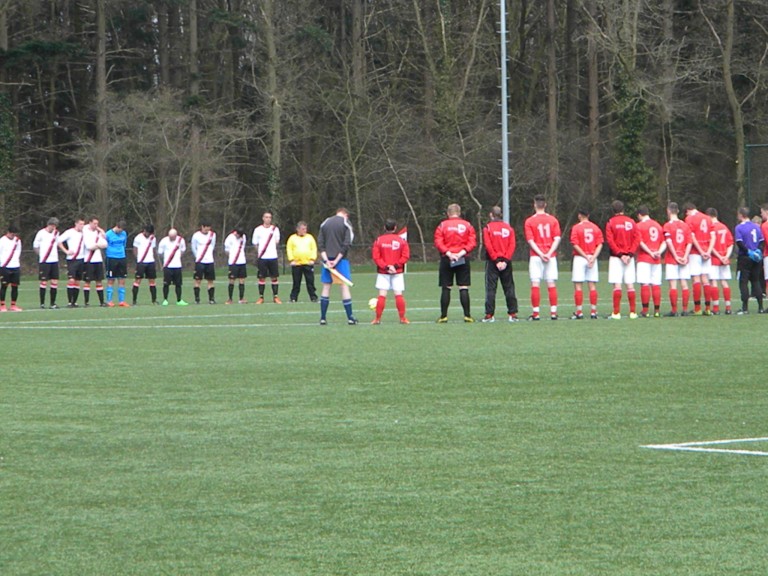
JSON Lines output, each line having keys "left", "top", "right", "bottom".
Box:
{"left": 105, "top": 220, "right": 130, "bottom": 307}
{"left": 734, "top": 207, "right": 764, "bottom": 315}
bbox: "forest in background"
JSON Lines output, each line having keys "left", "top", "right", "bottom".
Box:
{"left": 2, "top": 0, "right": 768, "bottom": 259}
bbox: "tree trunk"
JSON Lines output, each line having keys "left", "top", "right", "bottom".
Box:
{"left": 262, "top": 0, "right": 282, "bottom": 212}
{"left": 564, "top": 0, "right": 579, "bottom": 139}
{"left": 721, "top": 0, "right": 745, "bottom": 206}
{"left": 95, "top": 0, "right": 109, "bottom": 219}
{"left": 657, "top": 0, "right": 674, "bottom": 206}
{"left": 351, "top": 0, "right": 365, "bottom": 100}
{"left": 587, "top": 0, "right": 600, "bottom": 202}
{"left": 189, "top": 0, "right": 200, "bottom": 98}
{"left": 157, "top": 1, "right": 170, "bottom": 88}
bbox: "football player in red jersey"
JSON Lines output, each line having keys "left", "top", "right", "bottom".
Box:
{"left": 481, "top": 206, "right": 519, "bottom": 323}
{"left": 635, "top": 206, "right": 666, "bottom": 317}
{"left": 605, "top": 200, "right": 640, "bottom": 319}
{"left": 569, "top": 208, "right": 603, "bottom": 319}
{"left": 434, "top": 203, "right": 477, "bottom": 323}
{"left": 684, "top": 202, "right": 715, "bottom": 314}
{"left": 663, "top": 202, "right": 693, "bottom": 316}
{"left": 371, "top": 219, "right": 411, "bottom": 324}
{"left": 706, "top": 207, "right": 734, "bottom": 314}
{"left": 524, "top": 195, "right": 561, "bottom": 320}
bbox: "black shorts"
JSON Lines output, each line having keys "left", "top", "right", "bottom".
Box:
{"left": 67, "top": 259, "right": 85, "bottom": 281}
{"left": 228, "top": 264, "right": 248, "bottom": 279}
{"left": 194, "top": 262, "right": 216, "bottom": 281}
{"left": 38, "top": 262, "right": 60, "bottom": 281}
{"left": 257, "top": 258, "right": 279, "bottom": 279}
{"left": 438, "top": 256, "right": 471, "bottom": 287}
{"left": 106, "top": 257, "right": 127, "bottom": 279}
{"left": 164, "top": 267, "right": 183, "bottom": 286}
{"left": 0, "top": 267, "right": 20, "bottom": 285}
{"left": 83, "top": 261, "right": 105, "bottom": 282}
{"left": 135, "top": 262, "right": 157, "bottom": 280}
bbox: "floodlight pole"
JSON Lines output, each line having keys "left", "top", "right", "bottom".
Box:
{"left": 499, "top": 0, "right": 510, "bottom": 223}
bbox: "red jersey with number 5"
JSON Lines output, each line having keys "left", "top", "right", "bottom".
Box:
{"left": 663, "top": 219, "right": 692, "bottom": 264}
{"left": 570, "top": 220, "right": 603, "bottom": 256}
{"left": 524, "top": 213, "right": 561, "bottom": 256}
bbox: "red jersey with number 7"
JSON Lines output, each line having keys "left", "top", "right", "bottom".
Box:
{"left": 712, "top": 220, "right": 734, "bottom": 265}
{"left": 524, "top": 213, "right": 561, "bottom": 256}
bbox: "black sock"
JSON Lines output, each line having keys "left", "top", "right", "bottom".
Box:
{"left": 459, "top": 288, "right": 470, "bottom": 316}
{"left": 440, "top": 287, "right": 451, "bottom": 317}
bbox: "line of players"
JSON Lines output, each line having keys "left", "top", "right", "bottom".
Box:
{"left": 502, "top": 196, "right": 765, "bottom": 321}
{"left": 0, "top": 211, "right": 295, "bottom": 310}
{"left": 433, "top": 196, "right": 768, "bottom": 322}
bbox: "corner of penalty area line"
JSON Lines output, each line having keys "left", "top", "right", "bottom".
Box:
{"left": 640, "top": 437, "right": 768, "bottom": 457}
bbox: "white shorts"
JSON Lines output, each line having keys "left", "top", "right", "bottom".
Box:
{"left": 608, "top": 256, "right": 636, "bottom": 284}
{"left": 529, "top": 256, "right": 558, "bottom": 282}
{"left": 636, "top": 262, "right": 662, "bottom": 286}
{"left": 764, "top": 257, "right": 768, "bottom": 280}
{"left": 571, "top": 255, "right": 599, "bottom": 283}
{"left": 665, "top": 263, "right": 691, "bottom": 281}
{"left": 375, "top": 273, "right": 405, "bottom": 292}
{"left": 709, "top": 265, "right": 732, "bottom": 281}
{"left": 688, "top": 254, "right": 712, "bottom": 277}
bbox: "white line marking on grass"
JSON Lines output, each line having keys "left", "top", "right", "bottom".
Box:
{"left": 642, "top": 437, "right": 768, "bottom": 457}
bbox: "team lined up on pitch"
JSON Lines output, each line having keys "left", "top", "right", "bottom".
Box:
{"left": 2, "top": 198, "right": 766, "bottom": 322}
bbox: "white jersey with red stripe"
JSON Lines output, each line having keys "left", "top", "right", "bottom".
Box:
{"left": 0, "top": 234, "right": 22, "bottom": 268}
{"left": 33, "top": 228, "right": 60, "bottom": 263}
{"left": 82, "top": 226, "right": 105, "bottom": 263}
{"left": 224, "top": 233, "right": 247, "bottom": 265}
{"left": 133, "top": 233, "right": 157, "bottom": 264}
{"left": 58, "top": 227, "right": 85, "bottom": 260}
{"left": 158, "top": 236, "right": 186, "bottom": 268}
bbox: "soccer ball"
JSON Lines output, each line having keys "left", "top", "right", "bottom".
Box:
{"left": 368, "top": 297, "right": 378, "bottom": 311}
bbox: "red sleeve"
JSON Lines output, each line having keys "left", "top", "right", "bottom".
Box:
{"left": 464, "top": 223, "right": 477, "bottom": 254}
{"left": 605, "top": 219, "right": 616, "bottom": 253}
{"left": 631, "top": 224, "right": 641, "bottom": 254}
{"left": 434, "top": 223, "right": 446, "bottom": 255}
{"left": 508, "top": 228, "right": 516, "bottom": 258}
{"left": 372, "top": 238, "right": 385, "bottom": 269}
{"left": 482, "top": 225, "right": 493, "bottom": 258}
{"left": 400, "top": 240, "right": 411, "bottom": 266}
{"left": 570, "top": 224, "right": 580, "bottom": 249}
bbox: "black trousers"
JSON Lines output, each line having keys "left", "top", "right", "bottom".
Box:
{"left": 737, "top": 255, "right": 763, "bottom": 310}
{"left": 485, "top": 260, "right": 518, "bottom": 316}
{"left": 290, "top": 265, "right": 317, "bottom": 301}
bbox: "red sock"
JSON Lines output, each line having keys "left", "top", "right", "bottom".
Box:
{"left": 703, "top": 284, "right": 711, "bottom": 310}
{"left": 723, "top": 286, "right": 731, "bottom": 310}
{"left": 692, "top": 282, "right": 702, "bottom": 312}
{"left": 395, "top": 294, "right": 406, "bottom": 319}
{"left": 613, "top": 289, "right": 621, "bottom": 314}
{"left": 531, "top": 286, "right": 541, "bottom": 310}
{"left": 375, "top": 295, "right": 386, "bottom": 319}
{"left": 652, "top": 285, "right": 662, "bottom": 310}
{"left": 547, "top": 286, "right": 558, "bottom": 308}
{"left": 628, "top": 289, "right": 637, "bottom": 313}
{"left": 640, "top": 285, "right": 651, "bottom": 312}
{"left": 669, "top": 288, "right": 678, "bottom": 312}
{"left": 682, "top": 288, "right": 690, "bottom": 311}
{"left": 589, "top": 289, "right": 598, "bottom": 313}
{"left": 710, "top": 285, "right": 720, "bottom": 312}
{"left": 574, "top": 289, "right": 583, "bottom": 308}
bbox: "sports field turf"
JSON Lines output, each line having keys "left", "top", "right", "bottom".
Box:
{"left": 2, "top": 268, "right": 767, "bottom": 575}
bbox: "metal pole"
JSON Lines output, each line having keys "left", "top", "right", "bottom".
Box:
{"left": 500, "top": 0, "right": 510, "bottom": 223}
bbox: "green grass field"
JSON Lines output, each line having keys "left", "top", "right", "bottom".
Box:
{"left": 2, "top": 268, "right": 767, "bottom": 575}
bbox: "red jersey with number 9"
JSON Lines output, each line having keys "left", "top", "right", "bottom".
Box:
{"left": 636, "top": 218, "right": 664, "bottom": 264}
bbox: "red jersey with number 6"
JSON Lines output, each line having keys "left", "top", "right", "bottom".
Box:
{"left": 663, "top": 220, "right": 692, "bottom": 264}
{"left": 524, "top": 213, "right": 561, "bottom": 256}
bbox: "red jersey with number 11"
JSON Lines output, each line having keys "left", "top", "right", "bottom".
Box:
{"left": 524, "top": 213, "right": 561, "bottom": 256}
